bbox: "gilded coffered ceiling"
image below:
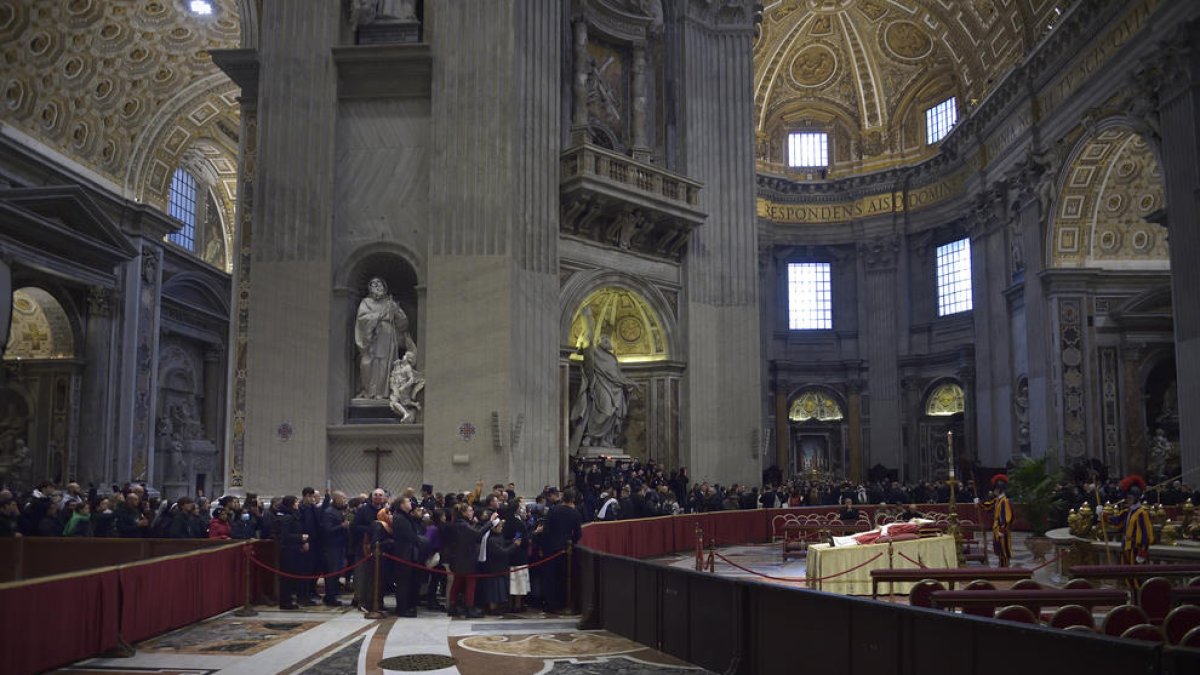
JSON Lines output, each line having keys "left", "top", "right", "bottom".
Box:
{"left": 0, "top": 0, "right": 241, "bottom": 255}
{"left": 754, "top": 0, "right": 1075, "bottom": 175}
{"left": 1049, "top": 125, "right": 1167, "bottom": 269}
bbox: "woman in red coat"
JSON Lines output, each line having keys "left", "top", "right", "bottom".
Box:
{"left": 208, "top": 507, "right": 233, "bottom": 539}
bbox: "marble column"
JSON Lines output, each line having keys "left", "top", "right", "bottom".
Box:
{"left": 677, "top": 2, "right": 763, "bottom": 487}
{"left": 1013, "top": 193, "right": 1058, "bottom": 458}
{"left": 238, "top": 0, "right": 339, "bottom": 494}
{"left": 1120, "top": 344, "right": 1148, "bottom": 475}
{"left": 858, "top": 237, "right": 901, "bottom": 476}
{"left": 847, "top": 380, "right": 864, "bottom": 482}
{"left": 423, "top": 0, "right": 561, "bottom": 493}
{"left": 114, "top": 245, "right": 164, "bottom": 484}
{"left": 630, "top": 43, "right": 650, "bottom": 161}
{"left": 774, "top": 387, "right": 788, "bottom": 473}
{"left": 79, "top": 286, "right": 117, "bottom": 485}
{"left": 1155, "top": 21, "right": 1200, "bottom": 480}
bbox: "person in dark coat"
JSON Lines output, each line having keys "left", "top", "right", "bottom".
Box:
{"left": 359, "top": 507, "right": 394, "bottom": 613}
{"left": 273, "top": 496, "right": 311, "bottom": 610}
{"left": 351, "top": 489, "right": 388, "bottom": 607}
{"left": 168, "top": 498, "right": 206, "bottom": 538}
{"left": 389, "top": 497, "right": 424, "bottom": 617}
{"left": 298, "top": 488, "right": 324, "bottom": 603}
{"left": 534, "top": 488, "right": 582, "bottom": 612}
{"left": 320, "top": 491, "right": 351, "bottom": 606}
{"left": 478, "top": 518, "right": 516, "bottom": 614}
{"left": 503, "top": 502, "right": 530, "bottom": 612}
{"left": 447, "top": 502, "right": 494, "bottom": 618}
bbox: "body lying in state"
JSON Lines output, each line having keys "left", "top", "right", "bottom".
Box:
{"left": 831, "top": 518, "right": 935, "bottom": 547}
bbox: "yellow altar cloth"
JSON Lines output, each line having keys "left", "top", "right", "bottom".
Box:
{"left": 806, "top": 535, "right": 957, "bottom": 595}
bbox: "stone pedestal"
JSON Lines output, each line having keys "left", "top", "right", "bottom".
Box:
{"left": 347, "top": 399, "right": 400, "bottom": 424}
{"left": 358, "top": 21, "right": 420, "bottom": 45}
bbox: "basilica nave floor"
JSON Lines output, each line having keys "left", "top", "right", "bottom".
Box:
{"left": 55, "top": 606, "right": 712, "bottom": 675}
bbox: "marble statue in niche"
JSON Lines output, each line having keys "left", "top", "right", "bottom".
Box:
{"left": 388, "top": 351, "right": 425, "bottom": 424}
{"left": 355, "top": 277, "right": 415, "bottom": 400}
{"left": 0, "top": 402, "right": 28, "bottom": 455}
{"left": 1149, "top": 427, "right": 1179, "bottom": 479}
{"left": 350, "top": 0, "right": 420, "bottom": 44}
{"left": 570, "top": 306, "right": 639, "bottom": 452}
{"left": 0, "top": 438, "right": 32, "bottom": 489}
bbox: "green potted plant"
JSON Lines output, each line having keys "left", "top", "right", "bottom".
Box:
{"left": 1006, "top": 456, "right": 1064, "bottom": 562}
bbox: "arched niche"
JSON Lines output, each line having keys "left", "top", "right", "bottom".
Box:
{"left": 5, "top": 287, "right": 78, "bottom": 360}
{"left": 334, "top": 245, "right": 422, "bottom": 415}
{"left": 1047, "top": 123, "right": 1168, "bottom": 271}
{"left": 785, "top": 386, "right": 848, "bottom": 476}
{"left": 924, "top": 381, "right": 965, "bottom": 417}
{"left": 559, "top": 272, "right": 682, "bottom": 466}
{"left": 566, "top": 287, "right": 668, "bottom": 364}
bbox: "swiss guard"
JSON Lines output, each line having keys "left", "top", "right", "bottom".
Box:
{"left": 1113, "top": 474, "right": 1155, "bottom": 565}
{"left": 985, "top": 474, "right": 1013, "bottom": 567}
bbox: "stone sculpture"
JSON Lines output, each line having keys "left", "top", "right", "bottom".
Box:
{"left": 388, "top": 351, "right": 425, "bottom": 424}
{"left": 355, "top": 277, "right": 413, "bottom": 400}
{"left": 570, "top": 306, "right": 638, "bottom": 452}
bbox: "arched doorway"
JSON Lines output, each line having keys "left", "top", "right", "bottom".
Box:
{"left": 2, "top": 286, "right": 82, "bottom": 487}
{"left": 919, "top": 380, "right": 965, "bottom": 481}
{"left": 786, "top": 387, "right": 847, "bottom": 478}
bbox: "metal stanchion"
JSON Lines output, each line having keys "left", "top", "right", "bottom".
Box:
{"left": 695, "top": 523, "right": 704, "bottom": 571}
{"left": 364, "top": 542, "right": 386, "bottom": 620}
{"left": 234, "top": 543, "right": 258, "bottom": 617}
{"left": 566, "top": 540, "right": 576, "bottom": 615}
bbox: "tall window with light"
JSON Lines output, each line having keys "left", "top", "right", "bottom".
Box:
{"left": 167, "top": 168, "right": 197, "bottom": 251}
{"left": 935, "top": 238, "right": 973, "bottom": 316}
{"left": 787, "top": 262, "right": 832, "bottom": 330}
{"left": 925, "top": 96, "right": 957, "bottom": 144}
{"left": 787, "top": 131, "right": 828, "bottom": 168}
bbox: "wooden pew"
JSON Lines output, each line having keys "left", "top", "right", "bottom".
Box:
{"left": 1069, "top": 564, "right": 1200, "bottom": 583}
{"left": 1171, "top": 587, "right": 1200, "bottom": 608}
{"left": 930, "top": 588, "right": 1129, "bottom": 613}
{"left": 870, "top": 567, "right": 1033, "bottom": 599}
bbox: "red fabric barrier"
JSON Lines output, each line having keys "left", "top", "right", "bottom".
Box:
{"left": 118, "top": 543, "right": 243, "bottom": 644}
{"left": 0, "top": 569, "right": 119, "bottom": 674}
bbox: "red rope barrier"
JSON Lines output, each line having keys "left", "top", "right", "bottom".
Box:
{"left": 1029, "top": 552, "right": 1063, "bottom": 572}
{"left": 244, "top": 548, "right": 375, "bottom": 581}
{"left": 896, "top": 551, "right": 927, "bottom": 569}
{"left": 711, "top": 549, "right": 886, "bottom": 584}
{"left": 379, "top": 548, "right": 568, "bottom": 578}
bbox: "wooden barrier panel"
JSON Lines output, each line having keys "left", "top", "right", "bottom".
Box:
{"left": 0, "top": 537, "right": 237, "bottom": 582}
{"left": 0, "top": 568, "right": 120, "bottom": 675}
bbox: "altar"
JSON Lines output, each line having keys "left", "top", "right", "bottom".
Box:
{"left": 806, "top": 535, "right": 958, "bottom": 596}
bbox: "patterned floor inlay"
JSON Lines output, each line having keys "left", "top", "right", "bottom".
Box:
{"left": 56, "top": 669, "right": 219, "bottom": 675}
{"left": 137, "top": 618, "right": 321, "bottom": 655}
{"left": 537, "top": 656, "right": 713, "bottom": 674}
{"left": 457, "top": 633, "right": 644, "bottom": 659}
{"left": 297, "top": 637, "right": 365, "bottom": 675}
{"left": 377, "top": 654, "right": 458, "bottom": 671}
{"left": 55, "top": 662, "right": 218, "bottom": 667}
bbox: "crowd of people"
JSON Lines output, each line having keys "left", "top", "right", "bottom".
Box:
{"left": 1, "top": 455, "right": 1193, "bottom": 615}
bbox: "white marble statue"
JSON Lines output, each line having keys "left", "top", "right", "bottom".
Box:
{"left": 570, "top": 306, "right": 639, "bottom": 452}
{"left": 355, "top": 277, "right": 413, "bottom": 400}
{"left": 1149, "top": 428, "right": 1178, "bottom": 479}
{"left": 388, "top": 351, "right": 425, "bottom": 424}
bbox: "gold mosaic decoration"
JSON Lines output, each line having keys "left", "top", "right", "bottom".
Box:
{"left": 789, "top": 389, "right": 845, "bottom": 422}
{"left": 568, "top": 287, "right": 668, "bottom": 363}
{"left": 925, "top": 382, "right": 965, "bottom": 417}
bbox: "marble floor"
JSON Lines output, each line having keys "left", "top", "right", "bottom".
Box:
{"left": 56, "top": 603, "right": 714, "bottom": 675}
{"left": 646, "top": 531, "right": 1056, "bottom": 599}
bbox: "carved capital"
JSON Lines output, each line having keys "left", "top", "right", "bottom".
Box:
{"left": 858, "top": 235, "right": 899, "bottom": 271}
{"left": 87, "top": 286, "right": 113, "bottom": 317}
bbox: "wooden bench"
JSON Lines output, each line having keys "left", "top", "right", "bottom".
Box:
{"left": 930, "top": 588, "right": 1130, "bottom": 613}
{"left": 1171, "top": 587, "right": 1200, "bottom": 608}
{"left": 1069, "top": 564, "right": 1200, "bottom": 582}
{"left": 870, "top": 567, "right": 1033, "bottom": 599}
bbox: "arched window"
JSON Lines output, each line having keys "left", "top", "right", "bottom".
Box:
{"left": 925, "top": 382, "right": 965, "bottom": 416}
{"left": 788, "top": 389, "right": 844, "bottom": 422}
{"left": 167, "top": 168, "right": 198, "bottom": 251}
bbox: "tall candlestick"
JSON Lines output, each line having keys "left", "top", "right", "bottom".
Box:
{"left": 947, "top": 430, "right": 955, "bottom": 479}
